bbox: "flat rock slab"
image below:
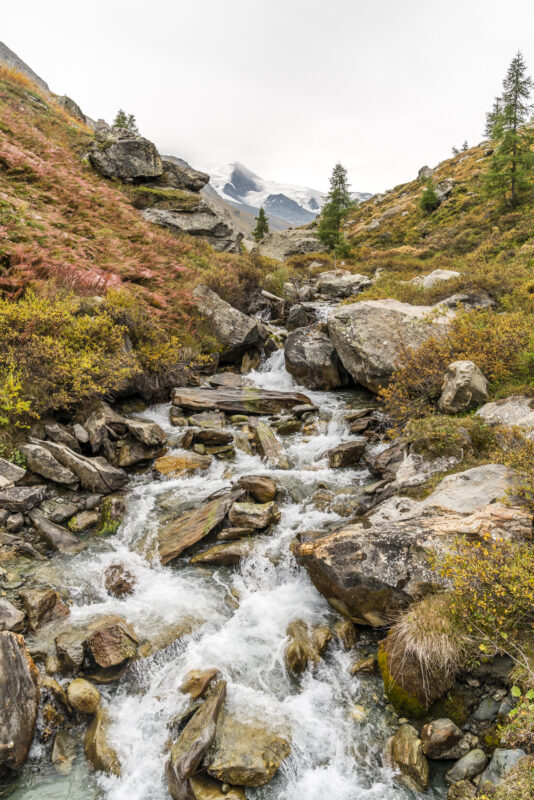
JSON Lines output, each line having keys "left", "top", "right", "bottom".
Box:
{"left": 28, "top": 509, "right": 85, "bottom": 555}
{"left": 0, "top": 485, "right": 47, "bottom": 513}
{"left": 190, "top": 539, "right": 254, "bottom": 565}
{"left": 172, "top": 387, "right": 310, "bottom": 416}
{"left": 158, "top": 490, "right": 243, "bottom": 565}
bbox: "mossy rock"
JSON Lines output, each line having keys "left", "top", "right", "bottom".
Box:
{"left": 428, "top": 686, "right": 473, "bottom": 727}
{"left": 377, "top": 645, "right": 426, "bottom": 718}
{"left": 97, "top": 497, "right": 124, "bottom": 536}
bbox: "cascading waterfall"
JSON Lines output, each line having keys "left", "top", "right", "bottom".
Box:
{"left": 9, "top": 348, "right": 440, "bottom": 800}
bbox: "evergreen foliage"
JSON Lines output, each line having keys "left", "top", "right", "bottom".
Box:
{"left": 113, "top": 109, "right": 139, "bottom": 134}
{"left": 253, "top": 207, "right": 269, "bottom": 241}
{"left": 461, "top": 139, "right": 469, "bottom": 151}
{"left": 419, "top": 178, "right": 440, "bottom": 213}
{"left": 485, "top": 52, "right": 534, "bottom": 206}
{"left": 318, "top": 162, "right": 353, "bottom": 254}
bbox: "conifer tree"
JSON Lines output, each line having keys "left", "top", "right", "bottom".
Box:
{"left": 419, "top": 178, "right": 440, "bottom": 214}
{"left": 317, "top": 163, "right": 353, "bottom": 253}
{"left": 452, "top": 145, "right": 460, "bottom": 156}
{"left": 253, "top": 207, "right": 269, "bottom": 241}
{"left": 113, "top": 109, "right": 139, "bottom": 134}
{"left": 461, "top": 140, "right": 469, "bottom": 151}
{"left": 484, "top": 52, "right": 534, "bottom": 206}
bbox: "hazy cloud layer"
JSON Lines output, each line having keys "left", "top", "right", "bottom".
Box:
{"left": 3, "top": 0, "right": 534, "bottom": 192}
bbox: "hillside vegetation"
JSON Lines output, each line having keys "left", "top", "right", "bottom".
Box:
{"left": 0, "top": 66, "right": 278, "bottom": 425}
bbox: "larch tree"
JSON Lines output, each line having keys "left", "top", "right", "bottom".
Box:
{"left": 113, "top": 109, "right": 139, "bottom": 134}
{"left": 253, "top": 207, "right": 269, "bottom": 241}
{"left": 318, "top": 162, "right": 353, "bottom": 254}
{"left": 485, "top": 52, "right": 534, "bottom": 207}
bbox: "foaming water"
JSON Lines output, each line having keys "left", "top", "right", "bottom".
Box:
{"left": 10, "top": 345, "right": 436, "bottom": 800}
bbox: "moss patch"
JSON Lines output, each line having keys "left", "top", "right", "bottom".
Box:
{"left": 377, "top": 644, "right": 426, "bottom": 718}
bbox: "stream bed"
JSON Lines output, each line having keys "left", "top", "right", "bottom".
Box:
{"left": 5, "top": 349, "right": 443, "bottom": 800}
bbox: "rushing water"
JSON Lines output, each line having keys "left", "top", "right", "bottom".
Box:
{"left": 6, "top": 349, "right": 442, "bottom": 800}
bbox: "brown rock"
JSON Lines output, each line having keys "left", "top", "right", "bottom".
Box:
{"left": 0, "top": 632, "right": 40, "bottom": 770}
{"left": 155, "top": 452, "right": 212, "bottom": 476}
{"left": 84, "top": 706, "right": 120, "bottom": 775}
{"left": 250, "top": 419, "right": 289, "bottom": 469}
{"left": 422, "top": 718, "right": 464, "bottom": 759}
{"left": 386, "top": 724, "right": 429, "bottom": 792}
{"left": 104, "top": 564, "right": 136, "bottom": 597}
{"left": 67, "top": 678, "right": 101, "bottom": 714}
{"left": 0, "top": 598, "right": 25, "bottom": 632}
{"left": 228, "top": 501, "right": 279, "bottom": 530}
{"left": 189, "top": 774, "right": 246, "bottom": 800}
{"left": 85, "top": 616, "right": 138, "bottom": 669}
{"left": 172, "top": 387, "right": 310, "bottom": 416}
{"left": 285, "top": 620, "right": 332, "bottom": 674}
{"left": 237, "top": 475, "right": 277, "bottom": 503}
{"left": 190, "top": 539, "right": 253, "bottom": 566}
{"left": 180, "top": 668, "right": 220, "bottom": 700}
{"left": 20, "top": 588, "right": 69, "bottom": 632}
{"left": 324, "top": 439, "right": 366, "bottom": 468}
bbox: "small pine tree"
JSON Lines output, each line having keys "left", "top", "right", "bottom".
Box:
{"left": 452, "top": 145, "right": 460, "bottom": 156}
{"left": 461, "top": 140, "right": 469, "bottom": 151}
{"left": 419, "top": 178, "right": 441, "bottom": 214}
{"left": 484, "top": 51, "right": 534, "bottom": 206}
{"left": 318, "top": 162, "right": 354, "bottom": 253}
{"left": 253, "top": 207, "right": 269, "bottom": 241}
{"left": 113, "top": 109, "right": 139, "bottom": 134}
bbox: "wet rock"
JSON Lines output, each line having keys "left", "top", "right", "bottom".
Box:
{"left": 284, "top": 327, "right": 349, "bottom": 390}
{"left": 445, "top": 749, "right": 487, "bottom": 783}
{"left": 327, "top": 299, "right": 453, "bottom": 392}
{"left": 324, "top": 439, "right": 366, "bottom": 468}
{"left": 180, "top": 668, "right": 220, "bottom": 700}
{"left": 477, "top": 394, "right": 534, "bottom": 435}
{"left": 20, "top": 588, "right": 69, "bottom": 632}
{"left": 89, "top": 135, "right": 163, "bottom": 181}
{"left": 97, "top": 496, "right": 125, "bottom": 536}
{"left": 49, "top": 501, "right": 82, "bottom": 524}
{"left": 0, "top": 632, "right": 40, "bottom": 770}
{"left": 172, "top": 387, "right": 310, "bottom": 416}
{"left": 351, "top": 656, "right": 377, "bottom": 674}
{"left": 68, "top": 509, "right": 99, "bottom": 533}
{"left": 478, "top": 748, "right": 526, "bottom": 790}
{"left": 166, "top": 680, "right": 226, "bottom": 800}
{"left": 189, "top": 774, "right": 246, "bottom": 800}
{"left": 241, "top": 349, "right": 261, "bottom": 373}
{"left": 190, "top": 539, "right": 253, "bottom": 566}
{"left": 0, "top": 457, "right": 26, "bottom": 484}
{"left": 194, "top": 429, "right": 233, "bottom": 447}
{"left": 38, "top": 440, "right": 128, "bottom": 493}
{"left": 250, "top": 419, "right": 289, "bottom": 469}
{"left": 228, "top": 501, "right": 279, "bottom": 530}
{"left": 28, "top": 509, "right": 86, "bottom": 554}
{"left": 285, "top": 620, "right": 332, "bottom": 673}
{"left": 192, "top": 285, "right": 259, "bottom": 363}
{"left": 114, "top": 439, "right": 160, "bottom": 467}
{"left": 472, "top": 696, "right": 500, "bottom": 722}
{"left": 158, "top": 490, "right": 243, "bottom": 564}
{"left": 67, "top": 678, "right": 101, "bottom": 714}
{"left": 84, "top": 706, "right": 121, "bottom": 775}
{"left": 333, "top": 619, "right": 358, "bottom": 650}
{"left": 217, "top": 527, "right": 253, "bottom": 541}
{"left": 275, "top": 418, "right": 301, "bottom": 435}
{"left": 42, "top": 675, "right": 69, "bottom": 709}
{"left": 21, "top": 443, "right": 78, "bottom": 485}
{"left": 55, "top": 628, "right": 86, "bottom": 670}
{"left": 438, "top": 361, "right": 488, "bottom": 414}
{"left": 422, "top": 718, "right": 464, "bottom": 759}
{"left": 0, "top": 598, "right": 25, "bottom": 632}
{"left": 0, "top": 484, "right": 47, "bottom": 513}
{"left": 365, "top": 442, "right": 403, "bottom": 480}
{"left": 104, "top": 563, "right": 136, "bottom": 597}
{"left": 385, "top": 724, "right": 429, "bottom": 792}
{"left": 85, "top": 616, "right": 138, "bottom": 669}
{"left": 51, "top": 729, "right": 77, "bottom": 775}
{"left": 205, "top": 709, "right": 291, "bottom": 787}
{"left": 126, "top": 418, "right": 166, "bottom": 447}
{"left": 286, "top": 304, "right": 310, "bottom": 330}
{"left": 155, "top": 452, "right": 213, "bottom": 475}
{"left": 237, "top": 475, "right": 277, "bottom": 503}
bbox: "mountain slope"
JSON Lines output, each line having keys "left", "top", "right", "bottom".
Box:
{"left": 0, "top": 40, "right": 49, "bottom": 93}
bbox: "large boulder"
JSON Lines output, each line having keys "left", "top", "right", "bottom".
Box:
{"left": 142, "top": 205, "right": 243, "bottom": 253}
{"left": 236, "top": 475, "right": 277, "bottom": 503}
{"left": 478, "top": 748, "right": 526, "bottom": 790}
{"left": 411, "top": 269, "right": 460, "bottom": 289}
{"left": 315, "top": 270, "right": 372, "bottom": 298}
{"left": 192, "top": 285, "right": 259, "bottom": 363}
{"left": 327, "top": 299, "right": 453, "bottom": 392}
{"left": 159, "top": 158, "right": 210, "bottom": 192}
{"left": 204, "top": 710, "right": 290, "bottom": 787}
{"left": 257, "top": 227, "right": 326, "bottom": 261}
{"left": 284, "top": 327, "right": 349, "bottom": 390}
{"left": 0, "top": 632, "right": 40, "bottom": 771}
{"left": 89, "top": 136, "right": 163, "bottom": 181}
{"left": 438, "top": 361, "right": 488, "bottom": 414}
{"left": 294, "top": 465, "right": 526, "bottom": 626}
{"left": 445, "top": 749, "right": 487, "bottom": 783}
{"left": 20, "top": 588, "right": 69, "bottom": 632}
{"left": 421, "top": 719, "right": 467, "bottom": 760}
{"left": 20, "top": 443, "right": 78, "bottom": 485}
{"left": 36, "top": 440, "right": 128, "bottom": 493}
{"left": 0, "top": 485, "right": 47, "bottom": 513}
{"left": 166, "top": 680, "right": 226, "bottom": 800}
{"left": 0, "top": 599, "right": 25, "bottom": 632}
{"left": 477, "top": 395, "right": 534, "bottom": 436}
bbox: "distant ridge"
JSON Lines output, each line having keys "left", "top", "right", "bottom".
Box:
{"left": 0, "top": 41, "right": 49, "bottom": 92}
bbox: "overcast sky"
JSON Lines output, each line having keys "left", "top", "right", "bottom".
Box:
{"left": 3, "top": 0, "right": 534, "bottom": 193}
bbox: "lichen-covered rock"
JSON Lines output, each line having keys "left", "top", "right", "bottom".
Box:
{"left": 315, "top": 270, "right": 372, "bottom": 298}
{"left": 386, "top": 724, "right": 429, "bottom": 792}
{"left": 327, "top": 299, "right": 453, "bottom": 392}
{"left": 97, "top": 496, "right": 125, "bottom": 536}
{"left": 445, "top": 749, "right": 487, "bottom": 783}
{"left": 191, "top": 285, "right": 259, "bottom": 363}
{"left": 477, "top": 395, "right": 534, "bottom": 436}
{"left": 438, "top": 361, "right": 488, "bottom": 414}
{"left": 0, "top": 632, "right": 40, "bottom": 770}
{"left": 89, "top": 136, "right": 163, "bottom": 181}
{"left": 67, "top": 678, "right": 101, "bottom": 714}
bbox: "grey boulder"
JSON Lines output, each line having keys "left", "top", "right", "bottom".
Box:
{"left": 192, "top": 285, "right": 259, "bottom": 363}
{"left": 438, "top": 361, "right": 488, "bottom": 414}
{"left": 89, "top": 136, "right": 163, "bottom": 181}
{"left": 284, "top": 326, "right": 349, "bottom": 390}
